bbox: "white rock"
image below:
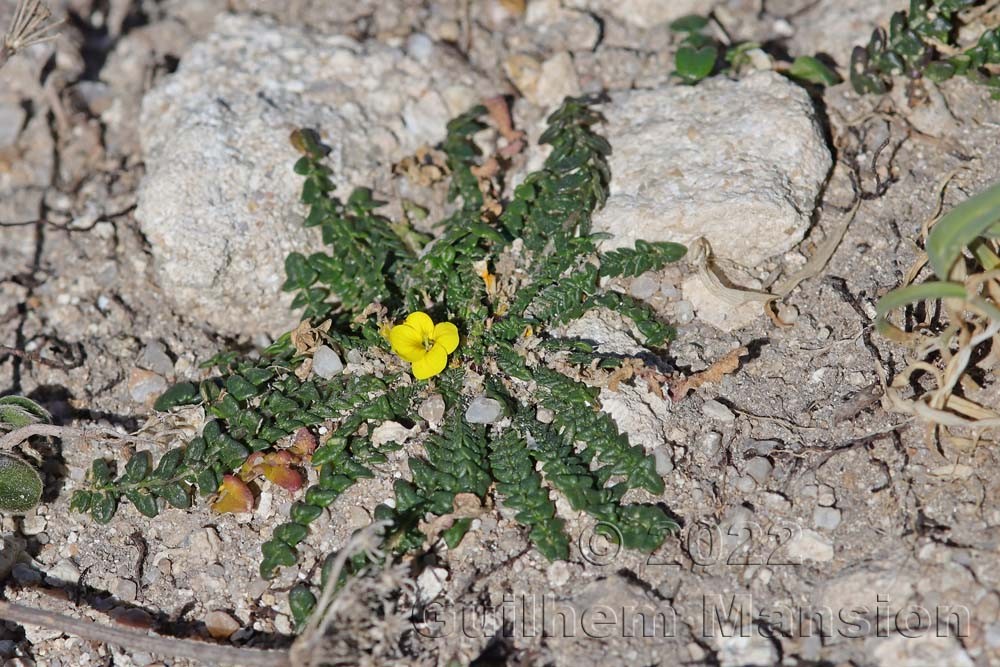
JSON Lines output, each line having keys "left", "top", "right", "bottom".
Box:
{"left": 744, "top": 457, "right": 773, "bottom": 485}
{"left": 591, "top": 72, "right": 831, "bottom": 268}
{"left": 786, "top": 528, "right": 834, "bottom": 563}
{"left": 716, "top": 633, "right": 779, "bottom": 667}
{"left": 813, "top": 506, "right": 842, "bottom": 531}
{"left": 138, "top": 341, "right": 174, "bottom": 377}
{"left": 512, "top": 51, "right": 581, "bottom": 109}
{"left": 418, "top": 394, "right": 446, "bottom": 424}
{"left": 700, "top": 431, "right": 723, "bottom": 457}
{"left": 653, "top": 447, "right": 674, "bottom": 475}
{"left": 599, "top": 383, "right": 670, "bottom": 452}
{"left": 416, "top": 566, "right": 448, "bottom": 604}
{"left": 137, "top": 15, "right": 490, "bottom": 335}
{"left": 465, "top": 396, "right": 504, "bottom": 424}
{"left": 682, "top": 273, "right": 761, "bottom": 332}
{"left": 45, "top": 558, "right": 81, "bottom": 584}
{"left": 702, "top": 399, "right": 735, "bottom": 423}
{"left": 630, "top": 274, "right": 660, "bottom": 299}
{"left": 370, "top": 420, "right": 416, "bottom": 447}
{"left": 872, "top": 633, "right": 973, "bottom": 667}
{"left": 312, "top": 345, "right": 344, "bottom": 379}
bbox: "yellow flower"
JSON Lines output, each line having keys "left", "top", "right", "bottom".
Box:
{"left": 388, "top": 312, "right": 460, "bottom": 380}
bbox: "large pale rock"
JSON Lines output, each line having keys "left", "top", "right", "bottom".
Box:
{"left": 137, "top": 15, "right": 490, "bottom": 335}
{"left": 592, "top": 72, "right": 831, "bottom": 268}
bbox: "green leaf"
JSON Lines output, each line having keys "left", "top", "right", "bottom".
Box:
{"left": 153, "top": 382, "right": 200, "bottom": 412}
{"left": 183, "top": 437, "right": 207, "bottom": 465}
{"left": 669, "top": 14, "right": 709, "bottom": 33}
{"left": 225, "top": 375, "right": 259, "bottom": 402}
{"left": 788, "top": 56, "right": 842, "bottom": 86}
{"left": 125, "top": 489, "right": 159, "bottom": 518}
{"left": 123, "top": 451, "right": 152, "bottom": 484}
{"left": 152, "top": 449, "right": 184, "bottom": 480}
{"left": 282, "top": 252, "right": 318, "bottom": 291}
{"left": 290, "top": 502, "right": 324, "bottom": 524}
{"left": 927, "top": 180, "right": 1000, "bottom": 278}
{"left": 289, "top": 584, "right": 317, "bottom": 629}
{"left": 0, "top": 396, "right": 51, "bottom": 430}
{"left": 675, "top": 45, "right": 717, "bottom": 83}
{"left": 92, "top": 492, "right": 118, "bottom": 524}
{"left": 69, "top": 490, "right": 92, "bottom": 513}
{"left": 925, "top": 60, "right": 956, "bottom": 82}
{"left": 274, "top": 522, "right": 309, "bottom": 546}
{"left": 0, "top": 453, "right": 42, "bottom": 513}
{"left": 158, "top": 482, "right": 191, "bottom": 509}
{"left": 875, "top": 281, "right": 967, "bottom": 319}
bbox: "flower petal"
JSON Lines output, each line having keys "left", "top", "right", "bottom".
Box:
{"left": 404, "top": 311, "right": 435, "bottom": 339}
{"left": 389, "top": 323, "right": 426, "bottom": 362}
{"left": 411, "top": 343, "right": 448, "bottom": 380}
{"left": 432, "top": 322, "right": 460, "bottom": 354}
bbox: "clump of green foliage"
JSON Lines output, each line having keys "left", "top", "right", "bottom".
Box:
{"left": 0, "top": 396, "right": 48, "bottom": 512}
{"left": 851, "top": 0, "right": 1000, "bottom": 97}
{"left": 72, "top": 97, "right": 686, "bottom": 618}
{"left": 669, "top": 14, "right": 840, "bottom": 86}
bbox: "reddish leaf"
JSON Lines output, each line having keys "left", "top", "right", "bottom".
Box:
{"left": 262, "top": 463, "right": 304, "bottom": 492}
{"left": 212, "top": 474, "right": 254, "bottom": 514}
{"left": 290, "top": 428, "right": 318, "bottom": 458}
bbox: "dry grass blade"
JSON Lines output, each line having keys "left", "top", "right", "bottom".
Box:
{"left": 0, "top": 0, "right": 62, "bottom": 68}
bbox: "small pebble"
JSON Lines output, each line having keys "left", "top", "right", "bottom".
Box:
{"left": 138, "top": 341, "right": 174, "bottom": 377}
{"left": 700, "top": 431, "right": 723, "bottom": 457}
{"left": 653, "top": 448, "right": 674, "bottom": 475}
{"left": 418, "top": 394, "right": 446, "bottom": 423}
{"left": 21, "top": 513, "right": 47, "bottom": 536}
{"left": 817, "top": 486, "right": 836, "bottom": 507}
{"left": 744, "top": 457, "right": 774, "bottom": 485}
{"left": 465, "top": 396, "right": 504, "bottom": 424}
{"left": 674, "top": 300, "right": 695, "bottom": 323}
{"left": 630, "top": 274, "right": 659, "bottom": 300}
{"left": 312, "top": 345, "right": 344, "bottom": 379}
{"left": 547, "top": 561, "right": 571, "bottom": 587}
{"left": 114, "top": 578, "right": 138, "bottom": 603}
{"left": 536, "top": 407, "right": 555, "bottom": 424}
{"left": 702, "top": 399, "right": 735, "bottom": 423}
{"left": 46, "top": 558, "right": 80, "bottom": 584}
{"left": 813, "top": 506, "right": 842, "bottom": 531}
{"left": 205, "top": 610, "right": 241, "bottom": 640}
{"left": 735, "top": 475, "right": 757, "bottom": 493}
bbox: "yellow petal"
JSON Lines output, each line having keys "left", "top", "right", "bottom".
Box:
{"left": 389, "top": 323, "right": 426, "bottom": 362}
{"left": 404, "top": 311, "right": 435, "bottom": 339}
{"left": 412, "top": 343, "right": 448, "bottom": 380}
{"left": 432, "top": 322, "right": 460, "bottom": 354}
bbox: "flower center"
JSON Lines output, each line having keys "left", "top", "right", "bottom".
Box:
{"left": 422, "top": 335, "right": 434, "bottom": 351}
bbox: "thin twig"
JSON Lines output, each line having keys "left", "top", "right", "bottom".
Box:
{"left": 0, "top": 423, "right": 157, "bottom": 451}
{"left": 0, "top": 345, "right": 79, "bottom": 371}
{"left": 0, "top": 600, "right": 289, "bottom": 667}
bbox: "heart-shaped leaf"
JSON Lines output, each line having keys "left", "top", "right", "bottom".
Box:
{"left": 675, "top": 45, "right": 717, "bottom": 83}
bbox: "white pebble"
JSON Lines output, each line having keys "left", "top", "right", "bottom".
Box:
{"left": 465, "top": 396, "right": 504, "bottom": 424}
{"left": 702, "top": 399, "right": 735, "bottom": 423}
{"left": 312, "top": 345, "right": 344, "bottom": 379}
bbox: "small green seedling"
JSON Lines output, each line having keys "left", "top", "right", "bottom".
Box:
{"left": 669, "top": 14, "right": 840, "bottom": 87}
{"left": 852, "top": 0, "right": 1000, "bottom": 98}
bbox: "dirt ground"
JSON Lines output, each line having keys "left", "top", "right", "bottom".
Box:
{"left": 2, "top": 1, "right": 1000, "bottom": 666}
